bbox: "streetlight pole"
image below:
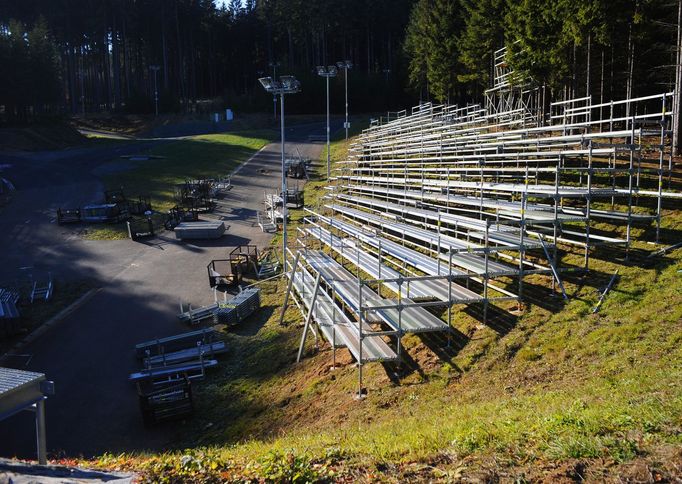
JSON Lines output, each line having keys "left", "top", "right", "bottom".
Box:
{"left": 280, "top": 92, "right": 286, "bottom": 268}
{"left": 326, "top": 74, "right": 330, "bottom": 177}
{"left": 269, "top": 61, "right": 280, "bottom": 119}
{"left": 150, "top": 65, "right": 160, "bottom": 116}
{"left": 317, "top": 65, "right": 338, "bottom": 180}
{"left": 337, "top": 61, "right": 353, "bottom": 140}
{"left": 258, "top": 75, "right": 301, "bottom": 270}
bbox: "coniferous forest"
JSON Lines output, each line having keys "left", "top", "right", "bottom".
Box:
{"left": 1, "top": 0, "right": 681, "bottom": 123}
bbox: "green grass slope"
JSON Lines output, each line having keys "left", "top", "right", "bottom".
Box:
{"left": 75, "top": 133, "right": 682, "bottom": 483}
{"left": 84, "top": 130, "right": 275, "bottom": 239}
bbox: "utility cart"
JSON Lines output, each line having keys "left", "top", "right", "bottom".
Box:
{"left": 81, "top": 203, "right": 129, "bottom": 223}
{"left": 207, "top": 245, "right": 260, "bottom": 288}
{"left": 207, "top": 259, "right": 243, "bottom": 288}
{"left": 136, "top": 376, "right": 193, "bottom": 425}
{"left": 56, "top": 208, "right": 81, "bottom": 224}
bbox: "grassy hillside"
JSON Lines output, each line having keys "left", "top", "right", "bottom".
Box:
{"left": 0, "top": 122, "right": 86, "bottom": 151}
{"left": 74, "top": 132, "right": 682, "bottom": 482}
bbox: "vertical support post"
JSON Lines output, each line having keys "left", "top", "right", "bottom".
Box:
{"left": 656, "top": 95, "right": 666, "bottom": 243}
{"left": 344, "top": 66, "right": 349, "bottom": 140}
{"left": 331, "top": 301, "right": 337, "bottom": 370}
{"left": 626, "top": 117, "right": 635, "bottom": 259}
{"left": 278, "top": 251, "right": 300, "bottom": 326}
{"left": 297, "top": 273, "right": 321, "bottom": 362}
{"left": 377, "top": 237, "right": 382, "bottom": 298}
{"left": 585, "top": 142, "right": 593, "bottom": 270}
{"left": 518, "top": 165, "right": 529, "bottom": 309}
{"left": 326, "top": 75, "right": 331, "bottom": 180}
{"left": 356, "top": 279, "right": 365, "bottom": 400}
{"left": 437, "top": 211, "right": 442, "bottom": 275}
{"left": 447, "top": 247, "right": 453, "bottom": 348}
{"left": 483, "top": 223, "right": 490, "bottom": 325}
{"left": 552, "top": 162, "right": 560, "bottom": 293}
{"left": 397, "top": 278, "right": 403, "bottom": 367}
{"left": 36, "top": 399, "right": 47, "bottom": 465}
{"left": 280, "top": 94, "right": 288, "bottom": 270}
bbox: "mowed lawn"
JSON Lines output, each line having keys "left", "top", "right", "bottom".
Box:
{"left": 86, "top": 130, "right": 276, "bottom": 239}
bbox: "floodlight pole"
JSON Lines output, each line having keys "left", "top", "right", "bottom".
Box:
{"left": 326, "top": 74, "right": 331, "bottom": 179}
{"left": 271, "top": 62, "right": 278, "bottom": 119}
{"left": 258, "top": 75, "right": 300, "bottom": 271}
{"left": 317, "top": 66, "right": 337, "bottom": 180}
{"left": 344, "top": 68, "right": 349, "bottom": 140}
{"left": 280, "top": 92, "right": 287, "bottom": 269}
{"left": 150, "top": 65, "right": 160, "bottom": 116}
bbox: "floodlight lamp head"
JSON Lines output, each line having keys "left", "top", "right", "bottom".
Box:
{"left": 337, "top": 60, "right": 353, "bottom": 69}
{"left": 316, "top": 66, "right": 326, "bottom": 76}
{"left": 327, "top": 66, "right": 338, "bottom": 76}
{"left": 258, "top": 76, "right": 274, "bottom": 91}
{"left": 279, "top": 75, "right": 301, "bottom": 92}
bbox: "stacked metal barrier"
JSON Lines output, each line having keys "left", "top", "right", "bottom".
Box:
{"left": 213, "top": 287, "right": 261, "bottom": 325}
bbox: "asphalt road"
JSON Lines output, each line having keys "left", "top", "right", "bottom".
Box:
{"left": 0, "top": 121, "right": 332, "bottom": 459}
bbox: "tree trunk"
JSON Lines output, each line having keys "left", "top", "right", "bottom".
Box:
{"left": 162, "top": 2, "right": 169, "bottom": 90}
{"left": 122, "top": 15, "right": 131, "bottom": 99}
{"left": 585, "top": 33, "right": 591, "bottom": 98}
{"left": 175, "top": 2, "right": 185, "bottom": 110}
{"left": 112, "top": 13, "right": 121, "bottom": 111}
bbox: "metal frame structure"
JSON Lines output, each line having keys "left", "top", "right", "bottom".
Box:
{"left": 280, "top": 86, "right": 679, "bottom": 397}
{"left": 258, "top": 75, "right": 302, "bottom": 267}
{"left": 317, "top": 66, "right": 338, "bottom": 179}
{"left": 1, "top": 367, "right": 54, "bottom": 464}
{"left": 337, "top": 61, "right": 353, "bottom": 140}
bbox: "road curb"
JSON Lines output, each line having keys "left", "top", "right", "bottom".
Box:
{"left": 0, "top": 288, "right": 101, "bottom": 365}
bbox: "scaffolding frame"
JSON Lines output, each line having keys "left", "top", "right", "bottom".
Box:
{"left": 282, "top": 87, "right": 678, "bottom": 397}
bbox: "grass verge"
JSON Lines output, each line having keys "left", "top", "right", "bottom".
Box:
{"left": 0, "top": 280, "right": 95, "bottom": 356}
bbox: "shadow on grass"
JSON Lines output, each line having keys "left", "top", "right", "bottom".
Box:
{"left": 418, "top": 328, "right": 469, "bottom": 359}
{"left": 460, "top": 302, "right": 519, "bottom": 336}
{"left": 229, "top": 305, "right": 277, "bottom": 338}
{"left": 382, "top": 347, "right": 426, "bottom": 385}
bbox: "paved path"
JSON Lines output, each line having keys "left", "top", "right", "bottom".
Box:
{"left": 0, "top": 122, "right": 332, "bottom": 459}
{"left": 0, "top": 458, "right": 134, "bottom": 483}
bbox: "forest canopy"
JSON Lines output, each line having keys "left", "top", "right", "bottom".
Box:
{"left": 0, "top": 0, "right": 679, "bottom": 122}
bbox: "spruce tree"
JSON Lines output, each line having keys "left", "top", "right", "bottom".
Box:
{"left": 459, "top": 0, "right": 506, "bottom": 90}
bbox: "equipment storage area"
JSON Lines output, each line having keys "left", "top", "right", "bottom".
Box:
{"left": 136, "top": 376, "right": 193, "bottom": 426}
{"left": 179, "top": 287, "right": 262, "bottom": 326}
{"left": 213, "top": 287, "right": 261, "bottom": 325}
{"left": 131, "top": 328, "right": 228, "bottom": 424}
{"left": 174, "top": 221, "right": 226, "bottom": 240}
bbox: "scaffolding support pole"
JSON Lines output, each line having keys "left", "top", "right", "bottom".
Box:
{"left": 447, "top": 248, "right": 453, "bottom": 348}
{"left": 35, "top": 399, "right": 47, "bottom": 466}
{"left": 656, "top": 95, "right": 666, "bottom": 243}
{"left": 278, "top": 251, "right": 301, "bottom": 326}
{"left": 297, "top": 273, "right": 321, "bottom": 362}
{"left": 626, "top": 118, "right": 635, "bottom": 260}
{"left": 585, "top": 142, "right": 593, "bottom": 270}
{"left": 356, "top": 279, "right": 365, "bottom": 400}
{"left": 331, "top": 301, "right": 337, "bottom": 370}
{"left": 483, "top": 223, "right": 490, "bottom": 324}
